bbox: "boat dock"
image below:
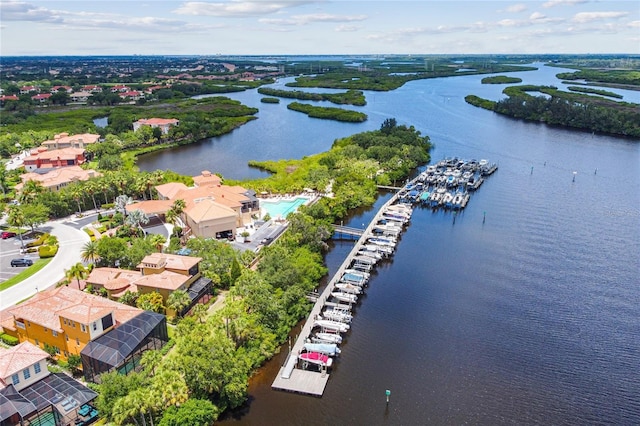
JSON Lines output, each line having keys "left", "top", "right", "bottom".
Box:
{"left": 271, "top": 158, "right": 496, "bottom": 396}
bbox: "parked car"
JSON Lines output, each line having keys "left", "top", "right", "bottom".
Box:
{"left": 10, "top": 258, "right": 33, "bottom": 267}
{"left": 1, "top": 231, "right": 17, "bottom": 239}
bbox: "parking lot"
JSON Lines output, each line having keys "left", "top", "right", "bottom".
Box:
{"left": 0, "top": 233, "right": 38, "bottom": 283}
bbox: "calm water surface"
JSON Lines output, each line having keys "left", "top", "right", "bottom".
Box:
{"left": 140, "top": 64, "right": 640, "bottom": 424}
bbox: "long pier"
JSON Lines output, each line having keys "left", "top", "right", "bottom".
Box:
{"left": 272, "top": 157, "right": 497, "bottom": 396}
{"left": 272, "top": 191, "right": 403, "bottom": 396}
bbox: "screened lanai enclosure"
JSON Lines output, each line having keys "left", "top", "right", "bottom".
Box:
{"left": 80, "top": 311, "right": 168, "bottom": 383}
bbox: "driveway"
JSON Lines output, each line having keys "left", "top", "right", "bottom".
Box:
{"left": 0, "top": 221, "right": 90, "bottom": 310}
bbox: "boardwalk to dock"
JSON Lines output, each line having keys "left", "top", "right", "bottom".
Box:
{"left": 272, "top": 157, "right": 496, "bottom": 397}
{"left": 272, "top": 191, "right": 402, "bottom": 396}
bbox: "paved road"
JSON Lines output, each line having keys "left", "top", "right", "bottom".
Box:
{"left": 0, "top": 221, "right": 89, "bottom": 310}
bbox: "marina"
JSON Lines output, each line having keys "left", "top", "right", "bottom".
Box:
{"left": 272, "top": 158, "right": 496, "bottom": 396}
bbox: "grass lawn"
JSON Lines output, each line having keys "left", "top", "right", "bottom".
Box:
{"left": 0, "top": 258, "right": 52, "bottom": 291}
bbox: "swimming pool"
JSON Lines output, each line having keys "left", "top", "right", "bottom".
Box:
{"left": 261, "top": 197, "right": 309, "bottom": 219}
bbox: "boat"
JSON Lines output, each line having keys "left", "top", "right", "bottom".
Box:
{"left": 313, "top": 332, "right": 343, "bottom": 344}
{"left": 314, "top": 319, "right": 350, "bottom": 332}
{"left": 331, "top": 292, "right": 358, "bottom": 304}
{"left": 321, "top": 308, "right": 353, "bottom": 322}
{"left": 299, "top": 351, "right": 333, "bottom": 367}
{"left": 344, "top": 268, "right": 370, "bottom": 279}
{"left": 353, "top": 254, "right": 378, "bottom": 265}
{"left": 335, "top": 282, "right": 362, "bottom": 294}
{"left": 303, "top": 342, "right": 341, "bottom": 356}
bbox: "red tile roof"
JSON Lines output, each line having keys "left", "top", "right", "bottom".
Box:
{"left": 0, "top": 342, "right": 49, "bottom": 383}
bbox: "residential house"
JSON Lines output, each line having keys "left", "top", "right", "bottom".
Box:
{"left": 0, "top": 341, "right": 99, "bottom": 426}
{"left": 31, "top": 93, "right": 52, "bottom": 103}
{"left": 15, "top": 166, "right": 101, "bottom": 193}
{"left": 1, "top": 286, "right": 142, "bottom": 361}
{"left": 22, "top": 147, "right": 86, "bottom": 172}
{"left": 19, "top": 86, "right": 39, "bottom": 94}
{"left": 82, "top": 85, "right": 103, "bottom": 93}
{"left": 110, "top": 85, "right": 130, "bottom": 92}
{"left": 41, "top": 132, "right": 100, "bottom": 150}
{"left": 70, "top": 91, "right": 93, "bottom": 103}
{"left": 85, "top": 253, "right": 212, "bottom": 318}
{"left": 132, "top": 117, "right": 178, "bottom": 134}
{"left": 149, "top": 171, "right": 260, "bottom": 239}
{"left": 50, "top": 86, "right": 72, "bottom": 94}
{"left": 119, "top": 90, "right": 143, "bottom": 101}
{"left": 0, "top": 95, "right": 19, "bottom": 103}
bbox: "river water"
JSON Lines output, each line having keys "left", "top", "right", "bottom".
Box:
{"left": 139, "top": 64, "right": 640, "bottom": 425}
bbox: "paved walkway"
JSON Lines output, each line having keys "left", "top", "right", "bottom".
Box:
{"left": 0, "top": 221, "right": 90, "bottom": 310}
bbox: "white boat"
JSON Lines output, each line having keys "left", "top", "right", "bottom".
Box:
{"left": 365, "top": 243, "right": 394, "bottom": 255}
{"left": 314, "top": 319, "right": 350, "bottom": 332}
{"left": 313, "top": 332, "right": 343, "bottom": 344}
{"left": 387, "top": 204, "right": 413, "bottom": 214}
{"left": 322, "top": 308, "right": 353, "bottom": 322}
{"left": 353, "top": 254, "right": 378, "bottom": 265}
{"left": 331, "top": 291, "right": 358, "bottom": 304}
{"left": 335, "top": 282, "right": 362, "bottom": 294}
{"left": 344, "top": 268, "right": 370, "bottom": 279}
{"left": 368, "top": 237, "right": 396, "bottom": 247}
{"left": 303, "top": 342, "right": 341, "bottom": 356}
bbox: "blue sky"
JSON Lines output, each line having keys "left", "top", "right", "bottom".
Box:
{"left": 1, "top": 1, "right": 638, "bottom": 55}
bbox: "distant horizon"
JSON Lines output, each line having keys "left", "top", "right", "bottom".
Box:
{"left": 1, "top": 1, "right": 638, "bottom": 56}
{"left": 1, "top": 53, "right": 638, "bottom": 59}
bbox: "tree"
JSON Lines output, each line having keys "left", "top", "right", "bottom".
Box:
{"left": 96, "top": 236, "right": 128, "bottom": 267}
{"left": 158, "top": 398, "right": 219, "bottom": 426}
{"left": 115, "top": 194, "right": 133, "bottom": 216}
{"left": 380, "top": 117, "right": 398, "bottom": 135}
{"left": 21, "top": 203, "right": 50, "bottom": 232}
{"left": 125, "top": 209, "right": 149, "bottom": 232}
{"left": 167, "top": 290, "right": 191, "bottom": 318}
{"left": 19, "top": 180, "right": 44, "bottom": 204}
{"left": 66, "top": 263, "right": 88, "bottom": 287}
{"left": 6, "top": 205, "right": 26, "bottom": 247}
{"left": 119, "top": 290, "right": 139, "bottom": 306}
{"left": 148, "top": 234, "right": 167, "bottom": 253}
{"left": 136, "top": 292, "right": 165, "bottom": 313}
{"left": 81, "top": 240, "right": 100, "bottom": 264}
{"left": 67, "top": 353, "right": 82, "bottom": 374}
{"left": 95, "top": 371, "right": 148, "bottom": 423}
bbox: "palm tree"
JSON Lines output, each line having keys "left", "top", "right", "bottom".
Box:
{"left": 85, "top": 179, "right": 99, "bottom": 210}
{"left": 167, "top": 289, "right": 191, "bottom": 318}
{"left": 6, "top": 205, "right": 26, "bottom": 248}
{"left": 65, "top": 262, "right": 88, "bottom": 288}
{"left": 19, "top": 180, "right": 44, "bottom": 204}
{"left": 166, "top": 198, "right": 186, "bottom": 225}
{"left": 147, "top": 234, "right": 166, "bottom": 253}
{"left": 190, "top": 303, "right": 208, "bottom": 324}
{"left": 115, "top": 194, "right": 133, "bottom": 216}
{"left": 68, "top": 183, "right": 85, "bottom": 214}
{"left": 81, "top": 240, "right": 100, "bottom": 264}
{"left": 125, "top": 209, "right": 149, "bottom": 233}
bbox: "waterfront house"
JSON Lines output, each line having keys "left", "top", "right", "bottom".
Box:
{"left": 41, "top": 133, "right": 100, "bottom": 150}
{"left": 133, "top": 117, "right": 179, "bottom": 134}
{"left": 70, "top": 91, "right": 93, "bottom": 103}
{"left": 50, "top": 86, "right": 72, "bottom": 94}
{"left": 151, "top": 171, "right": 260, "bottom": 239}
{"left": 22, "top": 147, "right": 86, "bottom": 172}
{"left": 19, "top": 86, "right": 39, "bottom": 94}
{"left": 15, "top": 165, "right": 101, "bottom": 192}
{"left": 85, "top": 253, "right": 212, "bottom": 318}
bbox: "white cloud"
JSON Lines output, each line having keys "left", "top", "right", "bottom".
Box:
{"left": 572, "top": 11, "right": 629, "bottom": 23}
{"left": 628, "top": 21, "right": 640, "bottom": 28}
{"left": 173, "top": 1, "right": 316, "bottom": 18}
{"left": 335, "top": 24, "right": 359, "bottom": 32}
{"left": 506, "top": 4, "right": 527, "bottom": 13}
{"left": 543, "top": 0, "right": 587, "bottom": 8}
{"left": 260, "top": 13, "right": 366, "bottom": 26}
{"left": 498, "top": 19, "right": 519, "bottom": 27}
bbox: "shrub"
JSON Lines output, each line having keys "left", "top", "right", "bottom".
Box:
{"left": 102, "top": 203, "right": 115, "bottom": 209}
{"left": 0, "top": 333, "right": 19, "bottom": 346}
{"left": 39, "top": 245, "right": 59, "bottom": 258}
{"left": 26, "top": 233, "right": 50, "bottom": 248}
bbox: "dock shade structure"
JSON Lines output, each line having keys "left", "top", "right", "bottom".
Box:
{"left": 81, "top": 311, "right": 168, "bottom": 383}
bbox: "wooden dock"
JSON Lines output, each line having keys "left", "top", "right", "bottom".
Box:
{"left": 271, "top": 188, "right": 403, "bottom": 396}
